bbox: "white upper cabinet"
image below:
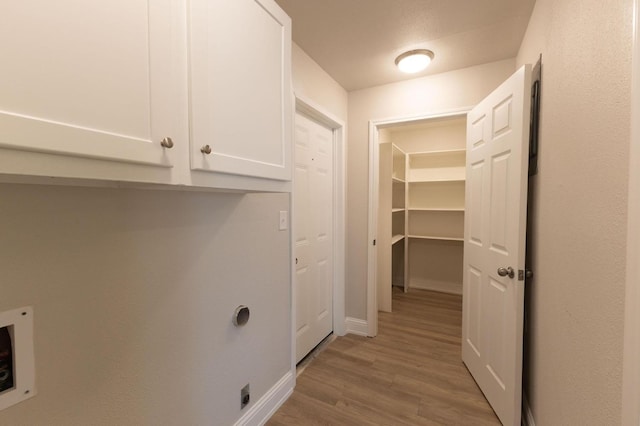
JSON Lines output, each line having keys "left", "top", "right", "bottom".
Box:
{"left": 0, "top": 0, "right": 292, "bottom": 191}
{"left": 188, "top": 0, "right": 292, "bottom": 183}
{"left": 0, "top": 0, "right": 182, "bottom": 183}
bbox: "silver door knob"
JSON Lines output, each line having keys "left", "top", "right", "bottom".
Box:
{"left": 160, "top": 137, "right": 174, "bottom": 149}
{"left": 201, "top": 145, "right": 212, "bottom": 154}
{"left": 497, "top": 267, "right": 515, "bottom": 278}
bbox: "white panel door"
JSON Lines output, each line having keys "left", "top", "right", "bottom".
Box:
{"left": 0, "top": 0, "right": 179, "bottom": 172}
{"left": 294, "top": 113, "right": 333, "bottom": 363}
{"left": 462, "top": 65, "right": 532, "bottom": 426}
{"left": 189, "top": 0, "right": 292, "bottom": 181}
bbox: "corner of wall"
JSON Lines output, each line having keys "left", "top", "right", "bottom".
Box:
{"left": 291, "top": 43, "right": 348, "bottom": 123}
{"left": 344, "top": 317, "right": 369, "bottom": 336}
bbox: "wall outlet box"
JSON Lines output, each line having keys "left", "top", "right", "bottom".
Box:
{"left": 279, "top": 211, "right": 288, "bottom": 231}
{"left": 0, "top": 307, "right": 36, "bottom": 411}
{"left": 240, "top": 383, "right": 250, "bottom": 409}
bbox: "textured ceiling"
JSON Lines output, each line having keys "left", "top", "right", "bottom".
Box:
{"left": 275, "top": 0, "right": 536, "bottom": 91}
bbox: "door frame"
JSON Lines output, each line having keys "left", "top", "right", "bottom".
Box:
{"left": 291, "top": 94, "right": 346, "bottom": 372}
{"left": 366, "top": 107, "right": 471, "bottom": 337}
{"left": 622, "top": 0, "right": 640, "bottom": 422}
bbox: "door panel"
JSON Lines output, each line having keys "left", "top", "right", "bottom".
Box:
{"left": 466, "top": 266, "right": 482, "bottom": 357}
{"left": 462, "top": 65, "right": 532, "bottom": 426}
{"left": 0, "top": 0, "right": 178, "bottom": 170}
{"left": 295, "top": 122, "right": 312, "bottom": 351}
{"left": 490, "top": 151, "right": 511, "bottom": 253}
{"left": 295, "top": 113, "right": 333, "bottom": 363}
{"left": 468, "top": 161, "right": 485, "bottom": 246}
{"left": 189, "top": 0, "right": 292, "bottom": 181}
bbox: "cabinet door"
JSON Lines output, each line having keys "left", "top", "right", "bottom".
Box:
{"left": 189, "top": 0, "right": 292, "bottom": 181}
{"left": 0, "top": 1, "right": 180, "bottom": 181}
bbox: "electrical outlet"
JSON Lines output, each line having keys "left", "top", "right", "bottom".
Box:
{"left": 240, "top": 383, "right": 250, "bottom": 409}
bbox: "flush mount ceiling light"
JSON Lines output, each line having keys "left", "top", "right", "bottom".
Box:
{"left": 395, "top": 49, "right": 435, "bottom": 74}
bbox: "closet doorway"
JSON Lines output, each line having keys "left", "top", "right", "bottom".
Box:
{"left": 374, "top": 113, "right": 467, "bottom": 314}
{"left": 366, "top": 64, "right": 533, "bottom": 426}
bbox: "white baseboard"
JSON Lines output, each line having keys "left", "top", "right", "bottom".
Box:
{"left": 344, "top": 317, "right": 369, "bottom": 336}
{"left": 522, "top": 394, "right": 535, "bottom": 426}
{"left": 409, "top": 278, "right": 462, "bottom": 295}
{"left": 234, "top": 370, "right": 294, "bottom": 426}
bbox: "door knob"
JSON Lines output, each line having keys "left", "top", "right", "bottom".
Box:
{"left": 497, "top": 267, "right": 515, "bottom": 278}
{"left": 160, "top": 137, "right": 174, "bottom": 149}
{"left": 200, "top": 144, "right": 212, "bottom": 154}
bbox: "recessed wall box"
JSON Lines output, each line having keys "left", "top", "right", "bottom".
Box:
{"left": 233, "top": 306, "right": 250, "bottom": 327}
{"left": 0, "top": 326, "right": 13, "bottom": 392}
{"left": 0, "top": 307, "right": 36, "bottom": 411}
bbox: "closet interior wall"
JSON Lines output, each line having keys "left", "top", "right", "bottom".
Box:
{"left": 377, "top": 129, "right": 394, "bottom": 313}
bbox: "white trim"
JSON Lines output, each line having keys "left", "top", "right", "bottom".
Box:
{"left": 367, "top": 120, "right": 380, "bottom": 337}
{"left": 522, "top": 394, "right": 536, "bottom": 426}
{"left": 288, "top": 90, "right": 297, "bottom": 383}
{"left": 370, "top": 107, "right": 473, "bottom": 129}
{"left": 287, "top": 149, "right": 297, "bottom": 379}
{"left": 623, "top": 0, "right": 640, "bottom": 424}
{"left": 233, "top": 371, "right": 294, "bottom": 426}
{"left": 344, "top": 317, "right": 369, "bottom": 336}
{"left": 366, "top": 108, "right": 472, "bottom": 338}
{"left": 293, "top": 95, "right": 347, "bottom": 353}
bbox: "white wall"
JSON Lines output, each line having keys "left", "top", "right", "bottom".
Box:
{"left": 346, "top": 59, "right": 515, "bottom": 319}
{"left": 517, "top": 0, "right": 632, "bottom": 423}
{"left": 0, "top": 184, "right": 290, "bottom": 425}
{"left": 390, "top": 119, "right": 466, "bottom": 153}
{"left": 292, "top": 43, "right": 348, "bottom": 122}
{"left": 0, "top": 41, "right": 346, "bottom": 426}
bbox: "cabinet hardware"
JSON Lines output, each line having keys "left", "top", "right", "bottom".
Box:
{"left": 201, "top": 145, "right": 212, "bottom": 155}
{"left": 160, "top": 137, "right": 174, "bottom": 149}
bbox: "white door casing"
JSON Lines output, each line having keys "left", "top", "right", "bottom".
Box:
{"left": 462, "top": 64, "right": 532, "bottom": 426}
{"left": 623, "top": 1, "right": 640, "bottom": 424}
{"left": 294, "top": 112, "right": 334, "bottom": 363}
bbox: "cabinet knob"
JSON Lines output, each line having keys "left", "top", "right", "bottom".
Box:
{"left": 201, "top": 145, "right": 212, "bottom": 155}
{"left": 160, "top": 137, "right": 174, "bottom": 149}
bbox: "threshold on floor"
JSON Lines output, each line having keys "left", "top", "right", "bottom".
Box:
{"left": 296, "top": 333, "right": 335, "bottom": 377}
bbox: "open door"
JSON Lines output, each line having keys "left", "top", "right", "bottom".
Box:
{"left": 462, "top": 64, "right": 532, "bottom": 425}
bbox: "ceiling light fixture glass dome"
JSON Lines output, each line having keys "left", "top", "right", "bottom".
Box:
{"left": 395, "top": 49, "right": 434, "bottom": 73}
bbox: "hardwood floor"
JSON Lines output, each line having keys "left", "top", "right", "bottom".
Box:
{"left": 268, "top": 288, "right": 500, "bottom": 426}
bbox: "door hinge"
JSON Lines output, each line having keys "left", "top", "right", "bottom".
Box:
{"left": 518, "top": 269, "right": 534, "bottom": 281}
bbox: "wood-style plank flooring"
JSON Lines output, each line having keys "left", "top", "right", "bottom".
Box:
{"left": 268, "top": 288, "right": 500, "bottom": 425}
